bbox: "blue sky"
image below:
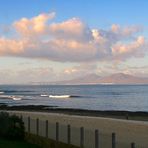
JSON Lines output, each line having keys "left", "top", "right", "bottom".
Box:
{"left": 1, "top": 0, "right": 148, "bottom": 26}
{"left": 0, "top": 0, "right": 148, "bottom": 84}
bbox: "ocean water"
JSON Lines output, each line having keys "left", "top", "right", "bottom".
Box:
{"left": 0, "top": 85, "right": 148, "bottom": 112}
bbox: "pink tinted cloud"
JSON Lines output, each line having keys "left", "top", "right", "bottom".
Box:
{"left": 112, "top": 36, "right": 146, "bottom": 60}
{"left": 111, "top": 24, "right": 142, "bottom": 37}
{"left": 14, "top": 12, "right": 55, "bottom": 36}
{"left": 49, "top": 18, "right": 92, "bottom": 41}
{"left": 0, "top": 12, "right": 147, "bottom": 62}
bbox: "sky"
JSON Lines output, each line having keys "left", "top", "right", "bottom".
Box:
{"left": 0, "top": 0, "right": 148, "bottom": 84}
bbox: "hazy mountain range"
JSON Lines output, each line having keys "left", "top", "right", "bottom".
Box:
{"left": 50, "top": 73, "right": 148, "bottom": 85}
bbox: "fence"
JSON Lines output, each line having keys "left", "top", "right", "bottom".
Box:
{"left": 8, "top": 111, "right": 148, "bottom": 148}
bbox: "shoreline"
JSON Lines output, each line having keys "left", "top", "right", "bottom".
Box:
{"left": 1, "top": 104, "right": 148, "bottom": 121}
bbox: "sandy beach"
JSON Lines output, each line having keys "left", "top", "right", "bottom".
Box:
{"left": 1, "top": 105, "right": 147, "bottom": 148}
{"left": 0, "top": 104, "right": 148, "bottom": 148}
{"left": 6, "top": 110, "right": 148, "bottom": 148}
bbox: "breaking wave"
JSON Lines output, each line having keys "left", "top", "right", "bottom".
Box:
{"left": 40, "top": 94, "right": 48, "bottom": 97}
{"left": 40, "top": 94, "right": 82, "bottom": 98}
{"left": 0, "top": 92, "right": 4, "bottom": 94}
{"left": 49, "top": 95, "right": 71, "bottom": 99}
{"left": 0, "top": 95, "right": 22, "bottom": 101}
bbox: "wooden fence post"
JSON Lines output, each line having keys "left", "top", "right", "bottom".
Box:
{"left": 36, "top": 118, "right": 39, "bottom": 136}
{"left": 56, "top": 122, "right": 59, "bottom": 142}
{"left": 45, "top": 120, "right": 48, "bottom": 138}
{"left": 28, "top": 116, "right": 30, "bottom": 133}
{"left": 67, "top": 124, "right": 71, "bottom": 144}
{"left": 95, "top": 129, "right": 99, "bottom": 148}
{"left": 131, "top": 142, "right": 135, "bottom": 148}
{"left": 20, "top": 115, "right": 23, "bottom": 120}
{"left": 112, "top": 133, "right": 116, "bottom": 148}
{"left": 80, "top": 127, "right": 84, "bottom": 148}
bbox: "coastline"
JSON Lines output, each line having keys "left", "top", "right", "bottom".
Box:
{"left": 1, "top": 104, "right": 148, "bottom": 121}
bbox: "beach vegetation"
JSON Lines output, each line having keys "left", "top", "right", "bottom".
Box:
{"left": 0, "top": 112, "right": 24, "bottom": 140}
{"left": 0, "top": 138, "right": 40, "bottom": 148}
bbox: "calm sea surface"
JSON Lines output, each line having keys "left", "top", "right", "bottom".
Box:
{"left": 0, "top": 85, "right": 148, "bottom": 112}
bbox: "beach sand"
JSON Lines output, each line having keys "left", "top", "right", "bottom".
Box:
{"left": 1, "top": 105, "right": 148, "bottom": 148}
{"left": 7, "top": 110, "right": 148, "bottom": 148}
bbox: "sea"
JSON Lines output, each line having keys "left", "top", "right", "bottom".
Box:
{"left": 0, "top": 84, "right": 148, "bottom": 112}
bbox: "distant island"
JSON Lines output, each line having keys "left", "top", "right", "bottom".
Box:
{"left": 35, "top": 73, "right": 148, "bottom": 85}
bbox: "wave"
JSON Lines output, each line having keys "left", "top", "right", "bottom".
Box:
{"left": 1, "top": 90, "right": 32, "bottom": 93}
{"left": 0, "top": 91, "right": 4, "bottom": 94}
{"left": 0, "top": 95, "right": 22, "bottom": 101}
{"left": 40, "top": 94, "right": 48, "bottom": 97}
{"left": 12, "top": 97, "right": 22, "bottom": 101}
{"left": 10, "top": 95, "right": 22, "bottom": 101}
{"left": 49, "top": 95, "right": 70, "bottom": 98}
{"left": 49, "top": 95, "right": 71, "bottom": 99}
{"left": 48, "top": 95, "right": 82, "bottom": 99}
{"left": 0, "top": 95, "right": 10, "bottom": 99}
{"left": 70, "top": 95, "right": 82, "bottom": 98}
{"left": 40, "top": 94, "right": 83, "bottom": 98}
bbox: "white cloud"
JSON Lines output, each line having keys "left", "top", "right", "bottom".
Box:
{"left": 14, "top": 12, "right": 55, "bottom": 36}
{"left": 62, "top": 63, "right": 98, "bottom": 79}
{"left": 0, "top": 11, "right": 147, "bottom": 63}
{"left": 112, "top": 36, "right": 146, "bottom": 60}
{"left": 49, "top": 18, "right": 92, "bottom": 42}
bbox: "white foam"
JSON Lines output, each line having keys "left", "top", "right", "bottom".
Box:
{"left": 40, "top": 94, "right": 48, "bottom": 97}
{"left": 0, "top": 95, "right": 11, "bottom": 98}
{"left": 49, "top": 95, "right": 70, "bottom": 99}
{"left": 12, "top": 97, "right": 22, "bottom": 101}
{"left": 0, "top": 92, "right": 4, "bottom": 94}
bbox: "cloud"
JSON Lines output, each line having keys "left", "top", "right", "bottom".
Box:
{"left": 14, "top": 12, "right": 55, "bottom": 36}
{"left": 49, "top": 18, "right": 92, "bottom": 42}
{"left": 61, "top": 63, "right": 98, "bottom": 80}
{"left": 0, "top": 67, "right": 55, "bottom": 84}
{"left": 64, "top": 63, "right": 97, "bottom": 75}
{"left": 111, "top": 24, "right": 142, "bottom": 37}
{"left": 0, "top": 11, "right": 147, "bottom": 62}
{"left": 112, "top": 36, "right": 146, "bottom": 60}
